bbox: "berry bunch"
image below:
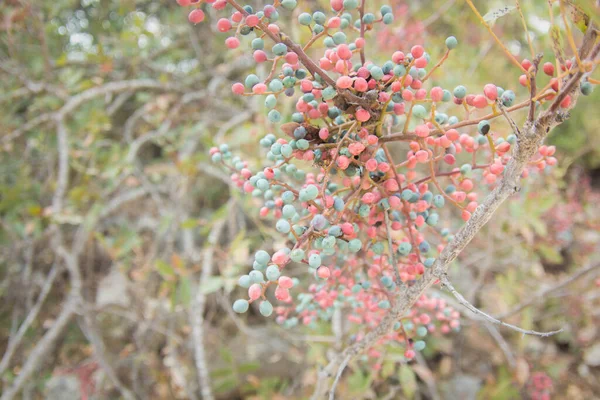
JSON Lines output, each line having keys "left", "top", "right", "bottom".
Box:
{"left": 181, "top": 0, "right": 595, "bottom": 361}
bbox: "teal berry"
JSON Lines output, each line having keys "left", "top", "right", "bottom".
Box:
{"left": 268, "top": 109, "right": 281, "bottom": 122}
{"left": 413, "top": 340, "right": 426, "bottom": 351}
{"left": 266, "top": 265, "right": 281, "bottom": 281}
{"left": 304, "top": 184, "right": 319, "bottom": 200}
{"left": 343, "top": 0, "right": 359, "bottom": 10}
{"left": 282, "top": 204, "right": 296, "bottom": 219}
{"left": 460, "top": 164, "right": 472, "bottom": 175}
{"left": 378, "top": 300, "right": 391, "bottom": 309}
{"left": 272, "top": 43, "right": 287, "bottom": 56}
{"left": 238, "top": 275, "right": 251, "bottom": 288}
{"left": 259, "top": 300, "right": 274, "bottom": 317}
{"left": 322, "top": 235, "right": 336, "bottom": 249}
{"left": 348, "top": 239, "right": 362, "bottom": 252}
{"left": 290, "top": 248, "right": 305, "bottom": 262}
{"left": 245, "top": 74, "right": 260, "bottom": 89}
{"left": 233, "top": 299, "right": 249, "bottom": 313}
{"left": 501, "top": 90, "right": 515, "bottom": 106}
{"left": 269, "top": 79, "right": 283, "bottom": 92}
{"left": 276, "top": 219, "right": 291, "bottom": 233}
{"left": 298, "top": 12, "right": 312, "bottom": 25}
{"left": 398, "top": 242, "right": 412, "bottom": 255}
{"left": 382, "top": 13, "right": 394, "bottom": 24}
{"left": 417, "top": 326, "right": 428, "bottom": 337}
{"left": 255, "top": 250, "right": 271, "bottom": 265}
{"left": 251, "top": 38, "right": 264, "bottom": 50}
{"left": 412, "top": 105, "right": 428, "bottom": 119}
{"left": 280, "top": 144, "right": 293, "bottom": 158}
{"left": 380, "top": 5, "right": 392, "bottom": 15}
{"left": 296, "top": 139, "right": 309, "bottom": 150}
{"left": 445, "top": 36, "right": 458, "bottom": 49}
{"left": 370, "top": 66, "right": 384, "bottom": 80}
{"left": 280, "top": 0, "right": 297, "bottom": 10}
{"left": 249, "top": 270, "right": 265, "bottom": 283}
{"left": 282, "top": 191, "right": 295, "bottom": 204}
{"left": 211, "top": 153, "right": 222, "bottom": 162}
{"left": 362, "top": 13, "right": 375, "bottom": 24}
{"left": 426, "top": 213, "right": 439, "bottom": 226}
{"left": 453, "top": 85, "right": 467, "bottom": 99}
{"left": 371, "top": 242, "right": 384, "bottom": 254}
{"left": 332, "top": 32, "right": 347, "bottom": 45}
{"left": 580, "top": 81, "right": 594, "bottom": 95}
{"left": 478, "top": 120, "right": 491, "bottom": 135}
{"left": 423, "top": 258, "right": 435, "bottom": 268}
{"left": 313, "top": 11, "right": 326, "bottom": 24}
{"left": 265, "top": 94, "right": 277, "bottom": 109}
{"left": 308, "top": 253, "right": 322, "bottom": 268}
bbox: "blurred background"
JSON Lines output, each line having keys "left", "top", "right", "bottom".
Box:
{"left": 0, "top": 0, "right": 599, "bottom": 399}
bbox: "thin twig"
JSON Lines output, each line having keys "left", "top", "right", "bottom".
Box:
{"left": 190, "top": 220, "right": 226, "bottom": 400}
{"left": 439, "top": 274, "right": 563, "bottom": 337}
{"left": 328, "top": 355, "right": 351, "bottom": 400}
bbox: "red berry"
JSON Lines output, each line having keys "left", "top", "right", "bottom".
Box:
{"left": 188, "top": 9, "right": 205, "bottom": 24}
{"left": 543, "top": 62, "right": 555, "bottom": 76}
{"left": 177, "top": 0, "right": 192, "bottom": 6}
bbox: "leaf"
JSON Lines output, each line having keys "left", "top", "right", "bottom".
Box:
{"left": 399, "top": 364, "right": 417, "bottom": 399}
{"left": 483, "top": 6, "right": 516, "bottom": 24}
{"left": 200, "top": 276, "right": 223, "bottom": 294}
{"left": 175, "top": 277, "right": 192, "bottom": 306}
{"left": 156, "top": 260, "right": 176, "bottom": 279}
{"left": 238, "top": 361, "right": 260, "bottom": 374}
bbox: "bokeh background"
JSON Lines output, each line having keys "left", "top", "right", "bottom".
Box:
{"left": 1, "top": 0, "right": 599, "bottom": 399}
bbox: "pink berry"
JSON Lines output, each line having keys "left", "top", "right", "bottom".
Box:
{"left": 188, "top": 9, "right": 205, "bottom": 24}
{"left": 225, "top": 37, "right": 240, "bottom": 49}
{"left": 411, "top": 45, "right": 424, "bottom": 58}
{"left": 217, "top": 18, "right": 232, "bottom": 32}
{"left": 355, "top": 108, "right": 370, "bottom": 122}
{"left": 232, "top": 82, "right": 244, "bottom": 95}
{"left": 543, "top": 62, "right": 555, "bottom": 76}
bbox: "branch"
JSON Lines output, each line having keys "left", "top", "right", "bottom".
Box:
{"left": 311, "top": 34, "right": 600, "bottom": 396}
{"left": 495, "top": 261, "right": 600, "bottom": 320}
{"left": 327, "top": 355, "right": 351, "bottom": 400}
{"left": 439, "top": 274, "right": 563, "bottom": 337}
{"left": 190, "top": 220, "right": 226, "bottom": 400}
{"left": 0, "top": 263, "right": 60, "bottom": 376}
{"left": 0, "top": 298, "right": 76, "bottom": 400}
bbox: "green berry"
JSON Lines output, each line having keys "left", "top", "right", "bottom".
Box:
{"left": 233, "top": 299, "right": 249, "bottom": 313}
{"left": 259, "top": 300, "right": 273, "bottom": 316}
{"left": 445, "top": 36, "right": 458, "bottom": 50}
{"left": 298, "top": 12, "right": 312, "bottom": 25}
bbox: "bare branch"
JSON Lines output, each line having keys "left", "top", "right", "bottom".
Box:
{"left": 495, "top": 261, "right": 600, "bottom": 320}
{"left": 328, "top": 355, "right": 351, "bottom": 400}
{"left": 191, "top": 220, "right": 226, "bottom": 400}
{"left": 439, "top": 274, "right": 562, "bottom": 337}
{"left": 0, "top": 264, "right": 60, "bottom": 376}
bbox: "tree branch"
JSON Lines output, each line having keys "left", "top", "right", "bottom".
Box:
{"left": 439, "top": 274, "right": 563, "bottom": 337}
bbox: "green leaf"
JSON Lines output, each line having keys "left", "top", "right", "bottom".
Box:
{"left": 156, "top": 260, "right": 175, "bottom": 279}
{"left": 238, "top": 361, "right": 260, "bottom": 374}
{"left": 483, "top": 6, "right": 516, "bottom": 24}
{"left": 399, "top": 364, "right": 417, "bottom": 399}
{"left": 200, "top": 276, "right": 223, "bottom": 294}
{"left": 175, "top": 277, "right": 192, "bottom": 306}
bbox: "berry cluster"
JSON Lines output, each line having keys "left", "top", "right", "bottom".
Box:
{"left": 180, "top": 0, "right": 594, "bottom": 361}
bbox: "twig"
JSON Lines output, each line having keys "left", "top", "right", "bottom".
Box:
{"left": 0, "top": 263, "right": 60, "bottom": 376}
{"left": 0, "top": 298, "right": 77, "bottom": 400}
{"left": 439, "top": 274, "right": 563, "bottom": 337}
{"left": 328, "top": 354, "right": 351, "bottom": 400}
{"left": 495, "top": 261, "right": 600, "bottom": 319}
{"left": 191, "top": 220, "right": 226, "bottom": 400}
{"left": 484, "top": 324, "right": 516, "bottom": 368}
{"left": 383, "top": 210, "right": 403, "bottom": 286}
